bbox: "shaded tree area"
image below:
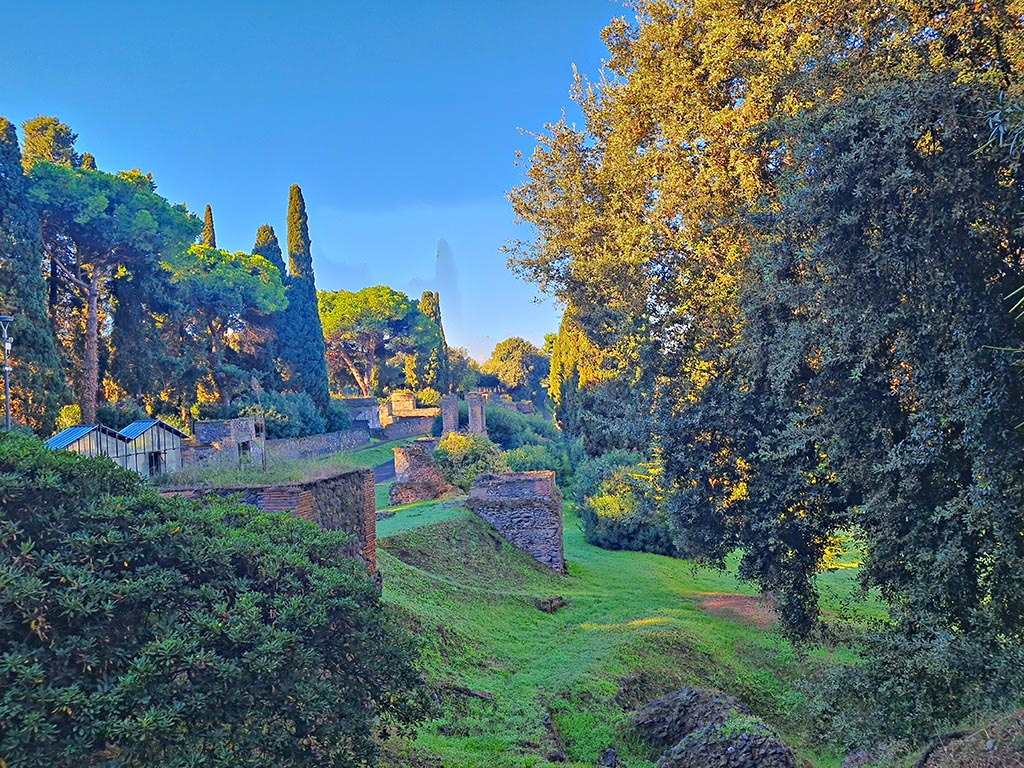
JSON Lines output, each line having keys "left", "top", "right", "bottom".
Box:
{"left": 0, "top": 115, "right": 340, "bottom": 434}
{"left": 318, "top": 285, "right": 447, "bottom": 398}
{"left": 0, "top": 118, "right": 68, "bottom": 433}
{"left": 481, "top": 336, "right": 549, "bottom": 407}
{"left": 509, "top": 0, "right": 1024, "bottom": 738}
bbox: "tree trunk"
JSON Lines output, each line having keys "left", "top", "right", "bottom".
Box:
{"left": 335, "top": 345, "right": 370, "bottom": 397}
{"left": 81, "top": 272, "right": 102, "bottom": 424}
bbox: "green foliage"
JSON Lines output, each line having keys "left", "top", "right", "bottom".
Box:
{"left": 20, "top": 115, "right": 79, "bottom": 171}
{"left": 234, "top": 390, "right": 326, "bottom": 438}
{"left": 504, "top": 443, "right": 567, "bottom": 482}
{"left": 325, "top": 396, "right": 353, "bottom": 432}
{"left": 482, "top": 337, "right": 550, "bottom": 405}
{"left": 0, "top": 431, "right": 427, "bottom": 766}
{"left": 319, "top": 285, "right": 443, "bottom": 398}
{"left": 279, "top": 184, "right": 330, "bottom": 412}
{"left": 0, "top": 117, "right": 69, "bottom": 433}
{"left": 447, "top": 346, "right": 480, "bottom": 393}
{"left": 510, "top": 0, "right": 1024, "bottom": 736}
{"left": 579, "top": 461, "right": 676, "bottom": 557}
{"left": 95, "top": 400, "right": 148, "bottom": 431}
{"left": 481, "top": 403, "right": 559, "bottom": 451}
{"left": 432, "top": 432, "right": 509, "bottom": 491}
{"left": 164, "top": 244, "right": 287, "bottom": 406}
{"left": 200, "top": 203, "right": 216, "bottom": 247}
{"left": 416, "top": 387, "right": 442, "bottom": 406}
{"left": 29, "top": 157, "right": 199, "bottom": 424}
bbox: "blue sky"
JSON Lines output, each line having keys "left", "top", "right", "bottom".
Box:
{"left": 5, "top": 1, "right": 624, "bottom": 360}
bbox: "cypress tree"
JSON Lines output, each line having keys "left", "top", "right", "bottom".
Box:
{"left": 280, "top": 185, "right": 330, "bottom": 412}
{"left": 253, "top": 224, "right": 286, "bottom": 275}
{"left": 419, "top": 290, "right": 450, "bottom": 392}
{"left": 79, "top": 152, "right": 97, "bottom": 170}
{"left": 252, "top": 224, "right": 287, "bottom": 388}
{"left": 202, "top": 204, "right": 217, "bottom": 248}
{"left": 0, "top": 117, "right": 69, "bottom": 432}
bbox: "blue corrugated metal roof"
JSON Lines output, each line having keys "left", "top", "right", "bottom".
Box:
{"left": 45, "top": 424, "right": 129, "bottom": 450}
{"left": 119, "top": 419, "right": 189, "bottom": 440}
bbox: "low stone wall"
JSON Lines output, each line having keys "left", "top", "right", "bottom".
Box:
{"left": 466, "top": 471, "right": 565, "bottom": 572}
{"left": 381, "top": 416, "right": 435, "bottom": 441}
{"left": 266, "top": 426, "right": 371, "bottom": 461}
{"left": 162, "top": 467, "right": 378, "bottom": 574}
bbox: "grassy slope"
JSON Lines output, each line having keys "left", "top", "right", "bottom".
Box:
{"left": 377, "top": 502, "right": 884, "bottom": 768}
{"left": 156, "top": 436, "right": 416, "bottom": 488}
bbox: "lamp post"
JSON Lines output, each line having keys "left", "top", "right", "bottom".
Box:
{"left": 0, "top": 315, "right": 13, "bottom": 431}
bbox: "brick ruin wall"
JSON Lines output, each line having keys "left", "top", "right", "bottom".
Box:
{"left": 389, "top": 443, "right": 459, "bottom": 505}
{"left": 162, "top": 467, "right": 378, "bottom": 574}
{"left": 466, "top": 470, "right": 565, "bottom": 572}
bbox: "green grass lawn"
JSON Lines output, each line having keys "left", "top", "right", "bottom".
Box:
{"left": 376, "top": 502, "right": 885, "bottom": 768}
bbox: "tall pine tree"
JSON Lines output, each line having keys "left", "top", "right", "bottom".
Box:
{"left": 0, "top": 117, "right": 69, "bottom": 432}
{"left": 280, "top": 185, "right": 330, "bottom": 412}
{"left": 202, "top": 204, "right": 217, "bottom": 248}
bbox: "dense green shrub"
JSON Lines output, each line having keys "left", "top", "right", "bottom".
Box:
{"left": 505, "top": 443, "right": 568, "bottom": 482}
{"left": 235, "top": 390, "right": 326, "bottom": 438}
{"left": 483, "top": 404, "right": 559, "bottom": 450}
{"left": 432, "top": 432, "right": 510, "bottom": 491}
{"left": 0, "top": 432, "right": 427, "bottom": 767}
{"left": 416, "top": 387, "right": 442, "bottom": 406}
{"left": 325, "top": 396, "right": 353, "bottom": 432}
{"left": 804, "top": 629, "right": 1024, "bottom": 748}
{"left": 570, "top": 449, "right": 643, "bottom": 505}
{"left": 574, "top": 452, "right": 676, "bottom": 556}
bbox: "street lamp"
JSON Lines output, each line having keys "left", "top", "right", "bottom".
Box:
{"left": 0, "top": 315, "right": 12, "bottom": 431}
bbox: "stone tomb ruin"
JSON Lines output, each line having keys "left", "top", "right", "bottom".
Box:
{"left": 163, "top": 467, "right": 379, "bottom": 575}
{"left": 466, "top": 391, "right": 487, "bottom": 434}
{"left": 466, "top": 471, "right": 565, "bottom": 572}
{"left": 389, "top": 442, "right": 460, "bottom": 505}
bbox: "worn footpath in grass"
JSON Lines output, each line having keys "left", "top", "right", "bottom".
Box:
{"left": 377, "top": 502, "right": 885, "bottom": 768}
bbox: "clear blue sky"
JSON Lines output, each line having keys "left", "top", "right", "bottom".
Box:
{"left": 5, "top": 1, "right": 625, "bottom": 360}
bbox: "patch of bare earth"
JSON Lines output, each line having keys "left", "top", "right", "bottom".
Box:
{"left": 922, "top": 711, "right": 1024, "bottom": 768}
{"left": 700, "top": 592, "right": 778, "bottom": 629}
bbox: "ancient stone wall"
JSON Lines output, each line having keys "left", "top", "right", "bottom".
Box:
{"left": 264, "top": 426, "right": 371, "bottom": 461}
{"left": 342, "top": 397, "right": 382, "bottom": 430}
{"left": 381, "top": 416, "right": 435, "bottom": 440}
{"left": 441, "top": 394, "right": 459, "bottom": 435}
{"left": 466, "top": 471, "right": 565, "bottom": 572}
{"left": 162, "top": 467, "right": 377, "bottom": 574}
{"left": 467, "top": 392, "right": 487, "bottom": 435}
{"left": 389, "top": 443, "right": 459, "bottom": 505}
{"left": 183, "top": 417, "right": 264, "bottom": 469}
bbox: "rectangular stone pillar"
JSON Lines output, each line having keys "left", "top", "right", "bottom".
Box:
{"left": 441, "top": 394, "right": 459, "bottom": 435}
{"left": 466, "top": 392, "right": 486, "bottom": 435}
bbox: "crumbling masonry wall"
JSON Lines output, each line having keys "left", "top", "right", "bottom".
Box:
{"left": 389, "top": 443, "right": 459, "bottom": 505}
{"left": 162, "top": 468, "right": 377, "bottom": 574}
{"left": 466, "top": 471, "right": 565, "bottom": 572}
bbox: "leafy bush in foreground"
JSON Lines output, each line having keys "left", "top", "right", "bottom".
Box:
{"left": 0, "top": 432, "right": 426, "bottom": 767}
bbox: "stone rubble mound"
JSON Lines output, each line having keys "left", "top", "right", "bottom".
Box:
{"left": 635, "top": 687, "right": 798, "bottom": 768}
